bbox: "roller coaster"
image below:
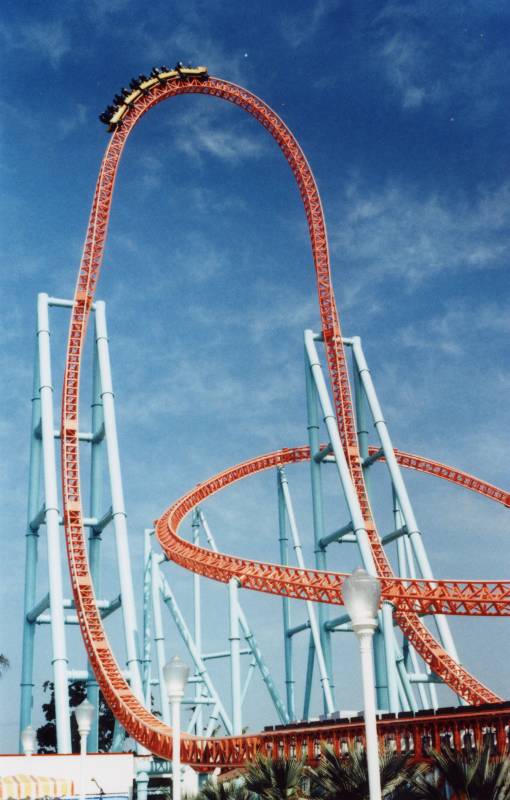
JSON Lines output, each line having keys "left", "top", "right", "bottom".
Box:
{"left": 20, "top": 67, "right": 509, "bottom": 770}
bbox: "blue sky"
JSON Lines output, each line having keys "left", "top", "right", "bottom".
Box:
{"left": 1, "top": 0, "right": 509, "bottom": 752}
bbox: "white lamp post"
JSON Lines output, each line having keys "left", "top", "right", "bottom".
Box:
{"left": 21, "top": 725, "right": 37, "bottom": 757}
{"left": 343, "top": 568, "right": 382, "bottom": 800}
{"left": 163, "top": 656, "right": 190, "bottom": 800}
{"left": 74, "top": 699, "right": 95, "bottom": 800}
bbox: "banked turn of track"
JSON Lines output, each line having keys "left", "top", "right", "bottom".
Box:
{"left": 61, "top": 72, "right": 509, "bottom": 763}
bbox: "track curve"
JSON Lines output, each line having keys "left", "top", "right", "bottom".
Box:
{"left": 61, "top": 73, "right": 505, "bottom": 761}
{"left": 156, "top": 445, "right": 510, "bottom": 617}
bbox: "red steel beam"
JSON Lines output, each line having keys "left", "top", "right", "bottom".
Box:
{"left": 156, "top": 445, "right": 510, "bottom": 617}
{"left": 60, "top": 73, "right": 506, "bottom": 762}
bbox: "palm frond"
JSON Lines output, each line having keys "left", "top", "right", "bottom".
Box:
{"left": 243, "top": 755, "right": 305, "bottom": 800}
{"left": 197, "top": 779, "right": 251, "bottom": 800}
{"left": 311, "top": 743, "right": 422, "bottom": 799}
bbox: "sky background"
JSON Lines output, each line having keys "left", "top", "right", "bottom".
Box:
{"left": 0, "top": 0, "right": 509, "bottom": 753}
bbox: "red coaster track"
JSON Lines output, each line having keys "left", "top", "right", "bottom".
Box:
{"left": 61, "top": 74, "right": 508, "bottom": 763}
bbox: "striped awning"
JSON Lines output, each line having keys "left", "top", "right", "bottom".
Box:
{"left": 0, "top": 775, "right": 74, "bottom": 799}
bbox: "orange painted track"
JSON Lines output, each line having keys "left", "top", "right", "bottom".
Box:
{"left": 60, "top": 73, "right": 508, "bottom": 763}
{"left": 157, "top": 445, "right": 510, "bottom": 618}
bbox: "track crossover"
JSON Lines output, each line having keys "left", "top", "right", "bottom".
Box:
{"left": 61, "top": 70, "right": 507, "bottom": 762}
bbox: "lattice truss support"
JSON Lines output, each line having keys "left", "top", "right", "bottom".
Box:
{"left": 143, "top": 519, "right": 290, "bottom": 740}
{"left": 19, "top": 294, "right": 142, "bottom": 754}
{"left": 156, "top": 330, "right": 463, "bottom": 728}
{"left": 281, "top": 330, "right": 455, "bottom": 718}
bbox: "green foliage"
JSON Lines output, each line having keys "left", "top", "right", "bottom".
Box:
{"left": 243, "top": 755, "right": 306, "bottom": 800}
{"left": 409, "top": 746, "right": 510, "bottom": 800}
{"left": 36, "top": 680, "right": 115, "bottom": 753}
{"left": 189, "top": 747, "right": 510, "bottom": 800}
{"left": 196, "top": 779, "right": 252, "bottom": 800}
{"left": 310, "top": 743, "right": 424, "bottom": 800}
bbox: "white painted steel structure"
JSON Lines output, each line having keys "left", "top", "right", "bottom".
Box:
{"left": 19, "top": 295, "right": 142, "bottom": 754}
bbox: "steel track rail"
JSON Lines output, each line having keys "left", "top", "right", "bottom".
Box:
{"left": 61, "top": 75, "right": 505, "bottom": 762}
{"left": 156, "top": 446, "right": 510, "bottom": 618}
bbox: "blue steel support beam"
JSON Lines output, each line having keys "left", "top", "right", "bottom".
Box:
{"left": 37, "top": 294, "right": 71, "bottom": 753}
{"left": 307, "top": 330, "right": 398, "bottom": 718}
{"left": 304, "top": 331, "right": 376, "bottom": 573}
{"left": 288, "top": 621, "right": 310, "bottom": 637}
{"left": 318, "top": 521, "right": 355, "bottom": 549}
{"left": 381, "top": 601, "right": 399, "bottom": 713}
{"left": 241, "top": 658, "right": 256, "bottom": 707}
{"left": 278, "top": 468, "right": 335, "bottom": 715}
{"left": 191, "top": 511, "right": 203, "bottom": 734}
{"left": 202, "top": 650, "right": 250, "bottom": 661}
{"left": 236, "top": 605, "right": 289, "bottom": 725}
{"left": 151, "top": 553, "right": 170, "bottom": 724}
{"left": 302, "top": 632, "right": 315, "bottom": 721}
{"left": 87, "top": 336, "right": 104, "bottom": 752}
{"left": 142, "top": 531, "right": 153, "bottom": 706}
{"left": 305, "top": 356, "right": 334, "bottom": 707}
{"left": 19, "top": 346, "right": 42, "bottom": 750}
{"left": 351, "top": 336, "right": 461, "bottom": 670}
{"left": 158, "top": 568, "right": 233, "bottom": 734}
{"left": 352, "top": 348, "right": 391, "bottom": 712}
{"left": 228, "top": 578, "right": 242, "bottom": 735}
{"left": 197, "top": 509, "right": 289, "bottom": 725}
{"left": 95, "top": 302, "right": 144, "bottom": 708}
{"left": 401, "top": 522, "right": 438, "bottom": 709}
{"left": 277, "top": 474, "right": 295, "bottom": 720}
{"left": 393, "top": 490, "right": 429, "bottom": 710}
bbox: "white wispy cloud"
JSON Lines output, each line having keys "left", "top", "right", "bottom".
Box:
{"left": 329, "top": 178, "right": 510, "bottom": 296}
{"left": 134, "top": 20, "right": 250, "bottom": 85}
{"left": 0, "top": 19, "right": 72, "bottom": 68}
{"left": 56, "top": 103, "right": 88, "bottom": 139}
{"left": 378, "top": 31, "right": 431, "bottom": 109}
{"left": 281, "top": 0, "right": 340, "bottom": 47}
{"left": 399, "top": 301, "right": 510, "bottom": 355}
{"left": 372, "top": 2, "right": 510, "bottom": 116}
{"left": 165, "top": 104, "right": 267, "bottom": 163}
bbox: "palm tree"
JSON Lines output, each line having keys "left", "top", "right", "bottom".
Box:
{"left": 409, "top": 745, "right": 510, "bottom": 800}
{"left": 310, "top": 743, "right": 423, "bottom": 800}
{"left": 0, "top": 654, "right": 9, "bottom": 676}
{"left": 196, "top": 779, "right": 252, "bottom": 800}
{"left": 243, "top": 755, "right": 306, "bottom": 800}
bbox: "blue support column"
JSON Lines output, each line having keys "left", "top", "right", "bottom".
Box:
{"left": 305, "top": 354, "right": 334, "bottom": 709}
{"left": 302, "top": 632, "right": 315, "bottom": 721}
{"left": 19, "top": 347, "right": 42, "bottom": 750}
{"left": 237, "top": 606, "right": 290, "bottom": 725}
{"left": 37, "top": 294, "right": 71, "bottom": 753}
{"left": 159, "top": 570, "right": 233, "bottom": 733}
{"left": 381, "top": 602, "right": 399, "bottom": 712}
{"left": 151, "top": 554, "right": 170, "bottom": 724}
{"left": 278, "top": 468, "right": 334, "bottom": 714}
{"left": 393, "top": 489, "right": 428, "bottom": 710}
{"left": 197, "top": 509, "right": 289, "bottom": 725}
{"left": 95, "top": 302, "right": 143, "bottom": 705}
{"left": 142, "top": 530, "right": 153, "bottom": 706}
{"left": 351, "top": 336, "right": 461, "bottom": 667}
{"left": 277, "top": 474, "right": 295, "bottom": 720}
{"left": 192, "top": 511, "right": 203, "bottom": 734}
{"left": 87, "top": 337, "right": 104, "bottom": 752}
{"left": 228, "top": 578, "right": 242, "bottom": 735}
{"left": 352, "top": 345, "right": 390, "bottom": 712}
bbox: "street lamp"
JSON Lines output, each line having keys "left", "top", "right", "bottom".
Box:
{"left": 74, "top": 699, "right": 95, "bottom": 800}
{"left": 343, "top": 568, "right": 382, "bottom": 800}
{"left": 163, "top": 656, "right": 190, "bottom": 800}
{"left": 21, "top": 725, "right": 37, "bottom": 757}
